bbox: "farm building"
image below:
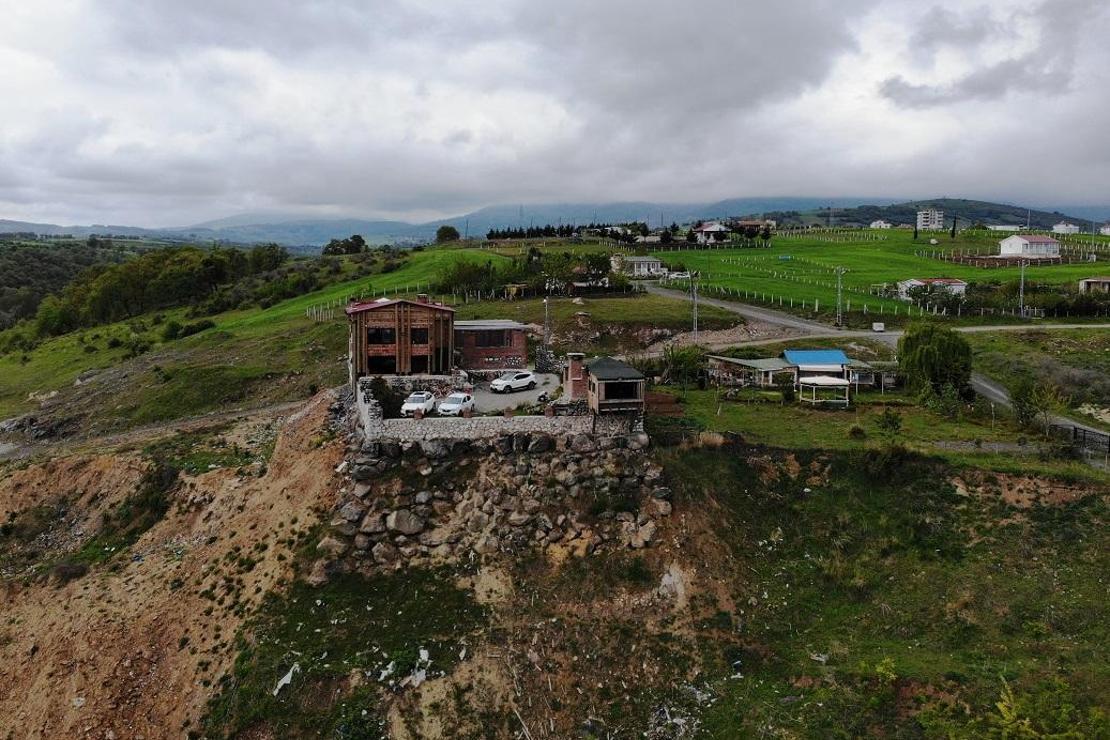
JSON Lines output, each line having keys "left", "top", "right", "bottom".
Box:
{"left": 1079, "top": 277, "right": 1110, "bottom": 294}
{"left": 693, "top": 222, "right": 732, "bottom": 244}
{"left": 896, "top": 277, "right": 968, "bottom": 300}
{"left": 1052, "top": 222, "right": 1080, "bottom": 235}
{"left": 916, "top": 208, "right": 945, "bottom": 231}
{"left": 999, "top": 234, "right": 1060, "bottom": 258}
{"left": 454, "top": 319, "right": 528, "bottom": 371}
{"left": 784, "top": 349, "right": 851, "bottom": 383}
{"left": 869, "top": 220, "right": 892, "bottom": 229}
{"left": 707, "top": 356, "right": 794, "bottom": 387}
{"left": 346, "top": 295, "right": 455, "bottom": 381}
{"left": 610, "top": 254, "right": 663, "bottom": 277}
{"left": 986, "top": 225, "right": 1022, "bottom": 232}
{"left": 585, "top": 357, "right": 645, "bottom": 415}
{"left": 1100, "top": 224, "right": 1110, "bottom": 236}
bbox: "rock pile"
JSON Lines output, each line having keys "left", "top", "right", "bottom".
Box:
{"left": 314, "top": 429, "right": 668, "bottom": 574}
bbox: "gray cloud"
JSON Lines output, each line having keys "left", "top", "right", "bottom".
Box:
{"left": 880, "top": 0, "right": 1105, "bottom": 107}
{"left": 0, "top": 0, "right": 1108, "bottom": 226}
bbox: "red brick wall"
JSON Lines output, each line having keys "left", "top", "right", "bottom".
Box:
{"left": 455, "top": 329, "right": 527, "bottom": 370}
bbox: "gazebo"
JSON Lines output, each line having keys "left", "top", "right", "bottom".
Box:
{"left": 798, "top": 375, "right": 850, "bottom": 406}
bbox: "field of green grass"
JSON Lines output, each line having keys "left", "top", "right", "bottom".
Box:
{"left": 967, "top": 328, "right": 1110, "bottom": 430}
{"left": 652, "top": 229, "right": 1110, "bottom": 325}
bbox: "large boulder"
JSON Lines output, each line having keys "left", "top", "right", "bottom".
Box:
{"left": 372, "top": 541, "right": 400, "bottom": 564}
{"left": 386, "top": 509, "right": 426, "bottom": 535}
{"left": 570, "top": 434, "right": 595, "bottom": 453}
{"left": 420, "top": 439, "right": 450, "bottom": 460}
{"left": 527, "top": 434, "right": 554, "bottom": 454}
{"left": 338, "top": 500, "right": 367, "bottom": 522}
{"left": 359, "top": 513, "right": 386, "bottom": 534}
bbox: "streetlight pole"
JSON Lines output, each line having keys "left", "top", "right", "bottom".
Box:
{"left": 835, "top": 267, "right": 844, "bottom": 326}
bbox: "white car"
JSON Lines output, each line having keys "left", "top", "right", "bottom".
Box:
{"left": 437, "top": 392, "right": 475, "bottom": 416}
{"left": 489, "top": 371, "right": 537, "bottom": 394}
{"left": 400, "top": 391, "right": 436, "bottom": 417}
{"left": 669, "top": 271, "right": 691, "bottom": 280}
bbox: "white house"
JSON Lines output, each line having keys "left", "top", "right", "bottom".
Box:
{"left": 869, "top": 220, "right": 892, "bottom": 229}
{"left": 1052, "top": 222, "right": 1080, "bottom": 235}
{"left": 694, "top": 222, "right": 732, "bottom": 244}
{"left": 986, "top": 225, "right": 1022, "bottom": 232}
{"left": 610, "top": 254, "right": 663, "bottom": 277}
{"left": 1099, "top": 224, "right": 1110, "bottom": 236}
{"left": 896, "top": 278, "right": 968, "bottom": 300}
{"left": 999, "top": 234, "right": 1061, "bottom": 258}
{"left": 917, "top": 208, "right": 945, "bottom": 231}
{"left": 1079, "top": 277, "right": 1110, "bottom": 294}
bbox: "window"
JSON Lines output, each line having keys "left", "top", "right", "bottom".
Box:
{"left": 475, "top": 330, "right": 508, "bottom": 347}
{"left": 603, "top": 381, "right": 640, "bottom": 400}
{"left": 367, "top": 327, "right": 396, "bottom": 344}
{"left": 410, "top": 328, "right": 429, "bottom": 344}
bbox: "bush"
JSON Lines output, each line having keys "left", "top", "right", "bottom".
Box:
{"left": 106, "top": 336, "right": 123, "bottom": 349}
{"left": 848, "top": 424, "right": 866, "bottom": 440}
{"left": 178, "top": 319, "right": 215, "bottom": 338}
{"left": 162, "top": 320, "right": 182, "bottom": 341}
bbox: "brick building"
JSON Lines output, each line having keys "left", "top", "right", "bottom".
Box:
{"left": 346, "top": 296, "right": 455, "bottom": 381}
{"left": 454, "top": 319, "right": 528, "bottom": 371}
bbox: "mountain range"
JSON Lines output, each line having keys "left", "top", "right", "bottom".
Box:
{"left": 3, "top": 197, "right": 1108, "bottom": 248}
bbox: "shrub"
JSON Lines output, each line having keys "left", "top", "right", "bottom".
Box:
{"left": 848, "top": 424, "right": 866, "bottom": 440}
{"left": 106, "top": 336, "right": 123, "bottom": 349}
{"left": 162, "top": 320, "right": 183, "bottom": 340}
{"left": 178, "top": 319, "right": 215, "bottom": 338}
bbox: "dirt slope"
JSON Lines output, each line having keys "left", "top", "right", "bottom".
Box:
{"left": 0, "top": 392, "right": 343, "bottom": 739}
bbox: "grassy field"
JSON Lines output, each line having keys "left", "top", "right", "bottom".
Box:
{"left": 658, "top": 387, "right": 1108, "bottom": 483}
{"left": 652, "top": 229, "right": 1110, "bottom": 325}
{"left": 967, "top": 328, "right": 1110, "bottom": 430}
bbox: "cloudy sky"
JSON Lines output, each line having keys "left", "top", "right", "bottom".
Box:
{"left": 1, "top": 0, "right": 1107, "bottom": 226}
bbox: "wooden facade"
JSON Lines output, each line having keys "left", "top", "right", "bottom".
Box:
{"left": 346, "top": 297, "right": 455, "bottom": 381}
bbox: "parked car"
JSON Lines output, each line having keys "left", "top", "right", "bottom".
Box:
{"left": 437, "top": 392, "right": 475, "bottom": 416}
{"left": 669, "top": 271, "right": 691, "bottom": 280}
{"left": 399, "top": 391, "right": 436, "bottom": 417}
{"left": 871, "top": 322, "right": 886, "bottom": 333}
{"left": 490, "top": 371, "right": 537, "bottom": 393}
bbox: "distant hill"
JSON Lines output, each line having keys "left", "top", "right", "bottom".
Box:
{"left": 4, "top": 197, "right": 1105, "bottom": 248}
{"left": 767, "top": 199, "right": 1100, "bottom": 230}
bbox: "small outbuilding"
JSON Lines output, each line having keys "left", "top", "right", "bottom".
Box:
{"left": 896, "top": 277, "right": 968, "bottom": 300}
{"left": 707, "top": 355, "right": 794, "bottom": 387}
{"left": 782, "top": 349, "right": 851, "bottom": 384}
{"left": 454, "top": 319, "right": 528, "bottom": 371}
{"left": 610, "top": 254, "right": 663, "bottom": 277}
{"left": 693, "top": 222, "right": 732, "bottom": 244}
{"left": 585, "top": 357, "right": 645, "bottom": 414}
{"left": 999, "top": 234, "right": 1060, "bottom": 258}
{"left": 1079, "top": 277, "right": 1110, "bottom": 294}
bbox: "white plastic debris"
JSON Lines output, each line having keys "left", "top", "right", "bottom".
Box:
{"left": 272, "top": 663, "right": 300, "bottom": 696}
{"left": 378, "top": 661, "right": 396, "bottom": 682}
{"left": 810, "top": 653, "right": 829, "bottom": 664}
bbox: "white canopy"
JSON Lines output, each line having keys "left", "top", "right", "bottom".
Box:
{"left": 799, "top": 375, "right": 850, "bottom": 387}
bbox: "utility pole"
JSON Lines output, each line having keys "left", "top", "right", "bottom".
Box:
{"left": 835, "top": 266, "right": 844, "bottom": 326}
{"left": 691, "top": 272, "right": 699, "bottom": 343}
{"left": 1019, "top": 259, "right": 1026, "bottom": 317}
{"left": 464, "top": 218, "right": 469, "bottom": 240}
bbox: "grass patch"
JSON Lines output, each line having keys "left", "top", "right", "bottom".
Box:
{"left": 203, "top": 568, "right": 485, "bottom": 738}
{"left": 654, "top": 443, "right": 1109, "bottom": 737}
{"left": 143, "top": 425, "right": 263, "bottom": 475}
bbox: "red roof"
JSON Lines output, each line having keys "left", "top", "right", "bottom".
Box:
{"left": 345, "top": 297, "right": 455, "bottom": 316}
{"left": 918, "top": 278, "right": 967, "bottom": 285}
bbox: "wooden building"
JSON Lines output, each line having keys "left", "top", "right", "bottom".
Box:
{"left": 346, "top": 295, "right": 455, "bottom": 381}
{"left": 585, "top": 357, "right": 645, "bottom": 414}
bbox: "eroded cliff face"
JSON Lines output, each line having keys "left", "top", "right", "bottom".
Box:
{"left": 0, "top": 393, "right": 342, "bottom": 739}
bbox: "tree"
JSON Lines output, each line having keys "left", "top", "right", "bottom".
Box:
{"left": 876, "top": 407, "right": 903, "bottom": 439}
{"left": 435, "top": 225, "right": 461, "bottom": 243}
{"left": 1010, "top": 376, "right": 1038, "bottom": 427}
{"left": 897, "top": 323, "right": 972, "bottom": 392}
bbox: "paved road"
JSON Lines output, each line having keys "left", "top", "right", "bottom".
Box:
{"left": 650, "top": 282, "right": 1110, "bottom": 437}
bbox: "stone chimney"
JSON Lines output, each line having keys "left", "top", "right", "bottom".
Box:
{"left": 566, "top": 352, "right": 587, "bottom": 400}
